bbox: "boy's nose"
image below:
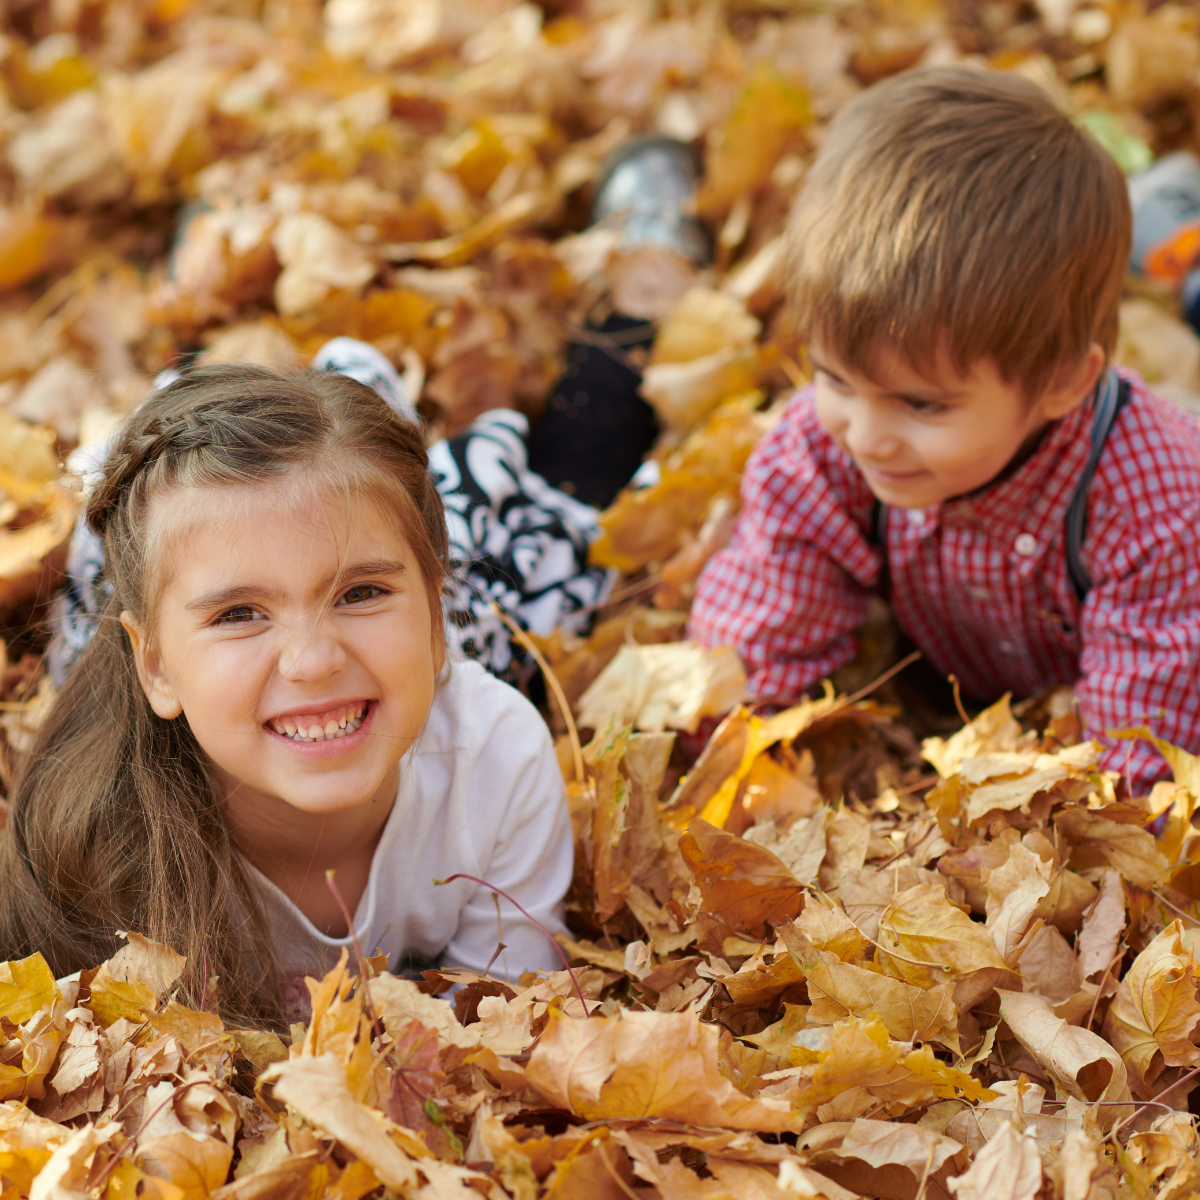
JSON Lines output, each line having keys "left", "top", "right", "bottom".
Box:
{"left": 845, "top": 411, "right": 903, "bottom": 463}
{"left": 278, "top": 621, "right": 348, "bottom": 682}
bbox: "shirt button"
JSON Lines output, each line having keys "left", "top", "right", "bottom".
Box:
{"left": 1014, "top": 533, "right": 1038, "bottom": 556}
{"left": 998, "top": 640, "right": 1014, "bottom": 653}
{"left": 968, "top": 586, "right": 990, "bottom": 602}
{"left": 906, "top": 509, "right": 925, "bottom": 525}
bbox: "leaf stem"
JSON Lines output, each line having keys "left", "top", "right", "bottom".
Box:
{"left": 490, "top": 600, "right": 584, "bottom": 785}
{"left": 434, "top": 872, "right": 591, "bottom": 1016}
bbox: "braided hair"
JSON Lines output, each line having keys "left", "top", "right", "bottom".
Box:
{"left": 0, "top": 364, "right": 448, "bottom": 1027}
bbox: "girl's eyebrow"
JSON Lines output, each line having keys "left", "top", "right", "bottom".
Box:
{"left": 185, "top": 559, "right": 408, "bottom": 614}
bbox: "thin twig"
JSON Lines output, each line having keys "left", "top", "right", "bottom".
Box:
{"left": 325, "top": 871, "right": 380, "bottom": 1033}
{"left": 1110, "top": 1063, "right": 1200, "bottom": 1142}
{"left": 1085, "top": 948, "right": 1123, "bottom": 1033}
{"left": 1150, "top": 889, "right": 1200, "bottom": 927}
{"left": 597, "top": 1138, "right": 642, "bottom": 1200}
{"left": 841, "top": 649, "right": 923, "bottom": 706}
{"left": 435, "top": 872, "right": 592, "bottom": 1016}
{"left": 913, "top": 1142, "right": 937, "bottom": 1200}
{"left": 580, "top": 573, "right": 664, "bottom": 614}
{"left": 873, "top": 822, "right": 936, "bottom": 871}
{"left": 94, "top": 1079, "right": 209, "bottom": 1189}
{"left": 491, "top": 601, "right": 584, "bottom": 785}
{"left": 811, "top": 885, "right": 947, "bottom": 971}
{"left": 947, "top": 675, "right": 970, "bottom": 727}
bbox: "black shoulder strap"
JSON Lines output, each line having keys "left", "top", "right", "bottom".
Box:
{"left": 1065, "top": 367, "right": 1129, "bottom": 605}
{"left": 869, "top": 497, "right": 890, "bottom": 598}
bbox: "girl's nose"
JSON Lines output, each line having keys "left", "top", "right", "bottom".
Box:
{"left": 277, "top": 620, "right": 348, "bottom": 683}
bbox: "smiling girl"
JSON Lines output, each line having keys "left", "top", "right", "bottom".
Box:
{"left": 0, "top": 365, "right": 573, "bottom": 1026}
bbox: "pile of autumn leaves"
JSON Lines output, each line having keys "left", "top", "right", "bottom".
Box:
{"left": 4, "top": 695, "right": 1200, "bottom": 1200}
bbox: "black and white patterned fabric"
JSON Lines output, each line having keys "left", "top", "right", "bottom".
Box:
{"left": 48, "top": 340, "right": 613, "bottom": 684}
{"left": 433, "top": 410, "right": 613, "bottom": 675}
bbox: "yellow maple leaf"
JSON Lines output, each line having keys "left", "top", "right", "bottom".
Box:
{"left": 1103, "top": 919, "right": 1200, "bottom": 1096}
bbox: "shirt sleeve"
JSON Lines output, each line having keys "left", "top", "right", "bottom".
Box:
{"left": 1076, "top": 497, "right": 1200, "bottom": 795}
{"left": 688, "top": 392, "right": 880, "bottom": 704}
{"left": 441, "top": 679, "right": 573, "bottom": 982}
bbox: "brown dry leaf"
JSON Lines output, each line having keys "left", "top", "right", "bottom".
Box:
{"left": 786, "top": 1016, "right": 994, "bottom": 1120}
{"left": 1126, "top": 1110, "right": 1200, "bottom": 1191}
{"left": 875, "top": 884, "right": 1007, "bottom": 989}
{"left": 998, "top": 990, "right": 1132, "bottom": 1105}
{"left": 590, "top": 395, "right": 777, "bottom": 574}
{"left": 1054, "top": 1130, "right": 1118, "bottom": 1200}
{"left": 370, "top": 973, "right": 479, "bottom": 1050}
{"left": 262, "top": 1053, "right": 419, "bottom": 1191}
{"left": 1054, "top": 808, "right": 1168, "bottom": 887}
{"left": 22, "top": 1120, "right": 120, "bottom": 1200}
{"left": 923, "top": 696, "right": 1025, "bottom": 779}
{"left": 472, "top": 995, "right": 533, "bottom": 1056}
{"left": 87, "top": 933, "right": 186, "bottom": 1027}
{"left": 695, "top": 63, "right": 811, "bottom": 222}
{"left": 1018, "top": 924, "right": 1081, "bottom": 1005}
{"left": 1076, "top": 870, "right": 1126, "bottom": 982}
{"left": 680, "top": 819, "right": 803, "bottom": 937}
{"left": 945, "top": 1121, "right": 1041, "bottom": 1200}
{"left": 798, "top": 1119, "right": 967, "bottom": 1200}
{"left": 778, "top": 922, "right": 961, "bottom": 1051}
{"left": 576, "top": 643, "right": 746, "bottom": 735}
{"left": 983, "top": 842, "right": 1052, "bottom": 963}
{"left": 525, "top": 1007, "right": 804, "bottom": 1132}
{"left": 137, "top": 1132, "right": 234, "bottom": 1200}
{"left": 0, "top": 952, "right": 60, "bottom": 1025}
{"left": 1102, "top": 919, "right": 1200, "bottom": 1096}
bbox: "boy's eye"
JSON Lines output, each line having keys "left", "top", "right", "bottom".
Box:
{"left": 215, "top": 606, "right": 264, "bottom": 625}
{"left": 902, "top": 396, "right": 946, "bottom": 415}
{"left": 339, "top": 584, "right": 387, "bottom": 606}
{"left": 817, "top": 368, "right": 853, "bottom": 392}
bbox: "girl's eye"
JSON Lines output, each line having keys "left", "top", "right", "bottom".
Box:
{"left": 215, "top": 606, "right": 264, "bottom": 625}
{"left": 339, "top": 584, "right": 386, "bottom": 606}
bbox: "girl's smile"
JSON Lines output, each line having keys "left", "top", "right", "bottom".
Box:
{"left": 264, "top": 698, "right": 375, "bottom": 759}
{"left": 122, "top": 471, "right": 441, "bottom": 825}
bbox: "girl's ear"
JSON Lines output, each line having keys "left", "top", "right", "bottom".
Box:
{"left": 120, "top": 611, "right": 183, "bottom": 719}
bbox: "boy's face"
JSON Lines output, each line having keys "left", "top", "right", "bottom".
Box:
{"left": 812, "top": 341, "right": 1104, "bottom": 510}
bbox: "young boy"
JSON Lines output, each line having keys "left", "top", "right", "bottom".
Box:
{"left": 690, "top": 66, "right": 1200, "bottom": 795}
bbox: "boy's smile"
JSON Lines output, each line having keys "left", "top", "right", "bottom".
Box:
{"left": 812, "top": 341, "right": 1104, "bottom": 510}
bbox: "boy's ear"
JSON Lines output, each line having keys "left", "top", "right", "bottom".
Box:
{"left": 120, "top": 611, "right": 183, "bottom": 719}
{"left": 1041, "top": 342, "right": 1107, "bottom": 420}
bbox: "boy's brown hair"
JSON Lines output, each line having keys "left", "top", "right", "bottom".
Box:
{"left": 784, "top": 66, "right": 1132, "bottom": 400}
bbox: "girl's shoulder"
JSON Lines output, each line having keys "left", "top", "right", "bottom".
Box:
{"left": 417, "top": 658, "right": 553, "bottom": 762}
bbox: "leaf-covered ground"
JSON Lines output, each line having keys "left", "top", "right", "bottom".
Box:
{"left": 4, "top": 0, "right": 1200, "bottom": 1196}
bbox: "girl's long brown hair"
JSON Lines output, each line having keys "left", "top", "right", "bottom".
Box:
{"left": 0, "top": 364, "right": 447, "bottom": 1027}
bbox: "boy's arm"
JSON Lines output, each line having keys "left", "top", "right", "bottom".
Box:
{"left": 1075, "top": 501, "right": 1200, "bottom": 795}
{"left": 689, "top": 398, "right": 878, "bottom": 703}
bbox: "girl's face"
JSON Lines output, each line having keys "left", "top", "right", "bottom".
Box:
{"left": 123, "top": 473, "right": 440, "bottom": 823}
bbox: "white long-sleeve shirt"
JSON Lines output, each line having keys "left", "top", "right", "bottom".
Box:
{"left": 246, "top": 660, "right": 574, "bottom": 1002}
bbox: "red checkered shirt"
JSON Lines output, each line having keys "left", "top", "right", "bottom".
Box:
{"left": 690, "top": 370, "right": 1200, "bottom": 794}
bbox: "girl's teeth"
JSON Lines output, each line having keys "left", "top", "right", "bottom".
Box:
{"left": 272, "top": 707, "right": 367, "bottom": 742}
